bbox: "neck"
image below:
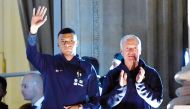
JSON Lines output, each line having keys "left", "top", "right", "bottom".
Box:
{"left": 125, "top": 61, "right": 138, "bottom": 71}
{"left": 32, "top": 95, "right": 43, "bottom": 104}
{"left": 63, "top": 54, "right": 75, "bottom": 61}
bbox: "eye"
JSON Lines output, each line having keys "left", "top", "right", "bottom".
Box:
{"left": 70, "top": 40, "right": 75, "bottom": 43}
{"left": 22, "top": 84, "right": 28, "bottom": 89}
{"left": 60, "top": 40, "right": 67, "bottom": 45}
{"left": 61, "top": 39, "right": 65, "bottom": 43}
{"left": 126, "top": 47, "right": 130, "bottom": 51}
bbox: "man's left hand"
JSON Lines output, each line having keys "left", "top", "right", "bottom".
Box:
{"left": 136, "top": 67, "right": 145, "bottom": 83}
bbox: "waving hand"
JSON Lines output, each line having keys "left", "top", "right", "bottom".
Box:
{"left": 30, "top": 6, "right": 47, "bottom": 34}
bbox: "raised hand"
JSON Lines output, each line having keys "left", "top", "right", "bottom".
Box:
{"left": 119, "top": 70, "right": 127, "bottom": 87}
{"left": 30, "top": 6, "right": 47, "bottom": 34}
{"left": 136, "top": 67, "right": 145, "bottom": 83}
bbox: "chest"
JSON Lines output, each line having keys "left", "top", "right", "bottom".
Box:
{"left": 52, "top": 61, "right": 90, "bottom": 88}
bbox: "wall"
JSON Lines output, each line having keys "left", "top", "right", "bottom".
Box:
{"left": 0, "top": 0, "right": 30, "bottom": 109}
{"left": 53, "top": 0, "right": 187, "bottom": 108}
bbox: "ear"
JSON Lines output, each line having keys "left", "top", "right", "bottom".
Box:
{"left": 139, "top": 47, "right": 142, "bottom": 55}
{"left": 76, "top": 40, "right": 79, "bottom": 47}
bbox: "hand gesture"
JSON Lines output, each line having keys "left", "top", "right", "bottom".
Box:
{"left": 119, "top": 70, "right": 127, "bottom": 87}
{"left": 136, "top": 67, "right": 145, "bottom": 83}
{"left": 30, "top": 6, "right": 47, "bottom": 34}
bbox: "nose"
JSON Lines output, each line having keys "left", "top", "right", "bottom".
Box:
{"left": 127, "top": 48, "right": 136, "bottom": 54}
{"left": 128, "top": 48, "right": 135, "bottom": 51}
{"left": 65, "top": 43, "right": 69, "bottom": 47}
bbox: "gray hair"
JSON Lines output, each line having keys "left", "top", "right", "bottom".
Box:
{"left": 24, "top": 72, "right": 43, "bottom": 89}
{"left": 120, "top": 34, "right": 142, "bottom": 50}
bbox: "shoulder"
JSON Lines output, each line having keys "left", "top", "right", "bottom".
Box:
{"left": 145, "top": 65, "right": 160, "bottom": 77}
{"left": 54, "top": 54, "right": 60, "bottom": 57}
{"left": 54, "top": 53, "right": 62, "bottom": 58}
{"left": 106, "top": 65, "right": 122, "bottom": 79}
{"left": 80, "top": 58, "right": 92, "bottom": 68}
{"left": 140, "top": 59, "right": 159, "bottom": 74}
{"left": 79, "top": 58, "right": 97, "bottom": 76}
{"left": 140, "top": 60, "right": 161, "bottom": 81}
{"left": 0, "top": 102, "right": 8, "bottom": 109}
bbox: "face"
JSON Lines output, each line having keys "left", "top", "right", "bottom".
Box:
{"left": 58, "top": 33, "right": 78, "bottom": 57}
{"left": 21, "top": 76, "right": 36, "bottom": 101}
{"left": 121, "top": 38, "right": 141, "bottom": 64}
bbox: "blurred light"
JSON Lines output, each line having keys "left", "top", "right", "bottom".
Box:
{"left": 185, "top": 49, "right": 189, "bottom": 66}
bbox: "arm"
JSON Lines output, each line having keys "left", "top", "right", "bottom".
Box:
{"left": 26, "top": 6, "right": 50, "bottom": 73}
{"left": 135, "top": 69, "right": 163, "bottom": 108}
{"left": 26, "top": 34, "right": 51, "bottom": 73}
{"left": 100, "top": 70, "right": 127, "bottom": 108}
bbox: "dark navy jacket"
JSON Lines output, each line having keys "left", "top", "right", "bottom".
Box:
{"left": 0, "top": 102, "right": 8, "bottom": 109}
{"left": 100, "top": 59, "right": 163, "bottom": 109}
{"left": 26, "top": 34, "right": 100, "bottom": 109}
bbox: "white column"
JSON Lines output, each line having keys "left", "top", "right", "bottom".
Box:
{"left": 53, "top": 0, "right": 61, "bottom": 54}
{"left": 188, "top": 0, "right": 190, "bottom": 53}
{"left": 167, "top": 1, "right": 190, "bottom": 108}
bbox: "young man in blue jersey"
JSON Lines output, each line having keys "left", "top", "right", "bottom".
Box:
{"left": 100, "top": 34, "right": 163, "bottom": 109}
{"left": 26, "top": 6, "right": 100, "bottom": 109}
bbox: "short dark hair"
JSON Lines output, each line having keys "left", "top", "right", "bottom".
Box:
{"left": 82, "top": 56, "right": 99, "bottom": 74}
{"left": 0, "top": 76, "right": 7, "bottom": 92}
{"left": 58, "top": 28, "right": 75, "bottom": 37}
